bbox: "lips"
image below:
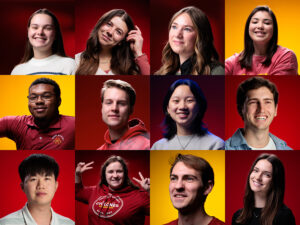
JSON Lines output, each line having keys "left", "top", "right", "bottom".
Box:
{"left": 172, "top": 40, "right": 184, "bottom": 45}
{"left": 36, "top": 192, "right": 47, "bottom": 196}
{"left": 34, "top": 107, "right": 47, "bottom": 113}
{"left": 102, "top": 34, "right": 112, "bottom": 42}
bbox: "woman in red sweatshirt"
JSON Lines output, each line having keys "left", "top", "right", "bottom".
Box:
{"left": 75, "top": 155, "right": 150, "bottom": 225}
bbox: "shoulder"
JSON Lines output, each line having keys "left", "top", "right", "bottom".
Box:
{"left": 75, "top": 52, "right": 83, "bottom": 64}
{"left": 151, "top": 138, "right": 170, "bottom": 150}
{"left": 274, "top": 205, "right": 295, "bottom": 224}
{"left": 232, "top": 209, "right": 242, "bottom": 222}
{"left": 210, "top": 62, "right": 225, "bottom": 75}
{"left": 60, "top": 115, "right": 75, "bottom": 122}
{"left": 164, "top": 219, "right": 178, "bottom": 225}
{"left": 225, "top": 129, "right": 249, "bottom": 150}
{"left": 269, "top": 133, "right": 293, "bottom": 150}
{"left": 0, "top": 209, "right": 23, "bottom": 224}
{"left": 11, "top": 61, "right": 30, "bottom": 75}
{"left": 225, "top": 53, "right": 241, "bottom": 75}
{"left": 53, "top": 211, "right": 75, "bottom": 225}
{"left": 273, "top": 46, "right": 298, "bottom": 64}
{"left": 209, "top": 217, "right": 225, "bottom": 225}
{"left": 198, "top": 132, "right": 225, "bottom": 150}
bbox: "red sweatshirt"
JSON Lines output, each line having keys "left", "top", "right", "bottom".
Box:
{"left": 225, "top": 46, "right": 298, "bottom": 75}
{"left": 97, "top": 118, "right": 150, "bottom": 150}
{"left": 76, "top": 183, "right": 149, "bottom": 225}
{"left": 164, "top": 217, "right": 225, "bottom": 225}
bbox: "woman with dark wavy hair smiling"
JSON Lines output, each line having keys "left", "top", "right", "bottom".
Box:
{"left": 226, "top": 6, "right": 298, "bottom": 75}
{"left": 232, "top": 153, "right": 295, "bottom": 225}
{"left": 75, "top": 9, "right": 149, "bottom": 75}
{"left": 151, "top": 79, "right": 224, "bottom": 150}
{"left": 155, "top": 6, "right": 224, "bottom": 75}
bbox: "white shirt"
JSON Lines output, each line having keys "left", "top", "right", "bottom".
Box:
{"left": 249, "top": 137, "right": 277, "bottom": 150}
{"left": 11, "top": 54, "right": 76, "bottom": 75}
{"left": 0, "top": 203, "right": 74, "bottom": 225}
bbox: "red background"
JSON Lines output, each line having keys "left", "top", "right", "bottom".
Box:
{"left": 0, "top": 0, "right": 75, "bottom": 74}
{"left": 225, "top": 75, "right": 300, "bottom": 150}
{"left": 150, "top": 0, "right": 225, "bottom": 74}
{"left": 0, "top": 150, "right": 75, "bottom": 221}
{"left": 150, "top": 76, "right": 225, "bottom": 146}
{"left": 75, "top": 76, "right": 150, "bottom": 150}
{"left": 226, "top": 151, "right": 300, "bottom": 224}
{"left": 75, "top": 150, "right": 150, "bottom": 225}
{"left": 75, "top": 0, "right": 150, "bottom": 59}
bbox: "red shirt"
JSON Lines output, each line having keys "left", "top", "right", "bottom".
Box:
{"left": 164, "top": 217, "right": 225, "bottom": 225}
{"left": 76, "top": 183, "right": 149, "bottom": 225}
{"left": 0, "top": 115, "right": 74, "bottom": 150}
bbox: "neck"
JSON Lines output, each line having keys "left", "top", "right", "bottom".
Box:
{"left": 254, "top": 193, "right": 267, "bottom": 208}
{"left": 99, "top": 47, "right": 112, "bottom": 58}
{"left": 243, "top": 127, "right": 269, "bottom": 148}
{"left": 178, "top": 208, "right": 212, "bottom": 225}
{"left": 34, "top": 114, "right": 59, "bottom": 129}
{"left": 179, "top": 53, "right": 192, "bottom": 66}
{"left": 27, "top": 203, "right": 52, "bottom": 225}
{"left": 253, "top": 43, "right": 268, "bottom": 56}
{"left": 108, "top": 125, "right": 128, "bottom": 142}
{"left": 33, "top": 48, "right": 53, "bottom": 59}
{"left": 176, "top": 125, "right": 193, "bottom": 136}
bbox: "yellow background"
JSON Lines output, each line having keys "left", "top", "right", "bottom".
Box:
{"left": 225, "top": 0, "right": 300, "bottom": 74}
{"left": 0, "top": 75, "right": 75, "bottom": 150}
{"left": 150, "top": 151, "right": 225, "bottom": 225}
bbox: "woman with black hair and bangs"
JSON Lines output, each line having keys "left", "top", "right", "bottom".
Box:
{"left": 232, "top": 153, "right": 295, "bottom": 225}
{"left": 151, "top": 79, "right": 224, "bottom": 150}
{"left": 75, "top": 9, "right": 149, "bottom": 75}
{"left": 226, "top": 6, "right": 298, "bottom": 75}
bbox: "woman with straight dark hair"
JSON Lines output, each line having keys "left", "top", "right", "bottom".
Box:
{"left": 151, "top": 79, "right": 224, "bottom": 150}
{"left": 226, "top": 6, "right": 298, "bottom": 75}
{"left": 232, "top": 153, "right": 295, "bottom": 225}
{"left": 155, "top": 6, "right": 224, "bottom": 75}
{"left": 75, "top": 9, "right": 149, "bottom": 75}
{"left": 11, "top": 8, "right": 75, "bottom": 75}
{"left": 75, "top": 155, "right": 150, "bottom": 225}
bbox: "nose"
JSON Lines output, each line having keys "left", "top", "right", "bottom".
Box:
{"left": 255, "top": 172, "right": 263, "bottom": 181}
{"left": 106, "top": 27, "right": 113, "bottom": 37}
{"left": 37, "top": 27, "right": 44, "bottom": 35}
{"left": 111, "top": 102, "right": 119, "bottom": 112}
{"left": 35, "top": 95, "right": 45, "bottom": 104}
{"left": 175, "top": 28, "right": 183, "bottom": 38}
{"left": 256, "top": 102, "right": 265, "bottom": 113}
{"left": 178, "top": 100, "right": 187, "bottom": 110}
{"left": 37, "top": 178, "right": 45, "bottom": 189}
{"left": 174, "top": 179, "right": 184, "bottom": 190}
{"left": 257, "top": 21, "right": 264, "bottom": 29}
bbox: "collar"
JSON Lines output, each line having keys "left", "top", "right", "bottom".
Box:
{"left": 179, "top": 58, "right": 193, "bottom": 75}
{"left": 26, "top": 115, "right": 62, "bottom": 129}
{"left": 22, "top": 203, "right": 55, "bottom": 225}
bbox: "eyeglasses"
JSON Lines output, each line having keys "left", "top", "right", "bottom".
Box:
{"left": 27, "top": 93, "right": 55, "bottom": 102}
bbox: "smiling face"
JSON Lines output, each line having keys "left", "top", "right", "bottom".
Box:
{"left": 168, "top": 13, "right": 197, "bottom": 62}
{"left": 169, "top": 162, "right": 204, "bottom": 212}
{"left": 249, "top": 159, "right": 273, "bottom": 196}
{"left": 98, "top": 16, "right": 128, "bottom": 49}
{"left": 102, "top": 87, "right": 131, "bottom": 131}
{"left": 105, "top": 161, "right": 125, "bottom": 190}
{"left": 28, "top": 84, "right": 60, "bottom": 122}
{"left": 242, "top": 86, "right": 277, "bottom": 132}
{"left": 22, "top": 173, "right": 58, "bottom": 207}
{"left": 167, "top": 85, "right": 199, "bottom": 132}
{"left": 28, "top": 13, "right": 55, "bottom": 53}
{"left": 249, "top": 10, "right": 274, "bottom": 46}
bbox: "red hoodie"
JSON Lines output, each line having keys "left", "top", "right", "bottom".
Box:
{"left": 76, "top": 183, "right": 149, "bottom": 225}
{"left": 97, "top": 118, "right": 150, "bottom": 150}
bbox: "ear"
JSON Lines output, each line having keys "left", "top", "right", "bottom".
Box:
{"left": 55, "top": 181, "right": 58, "bottom": 192}
{"left": 203, "top": 180, "right": 214, "bottom": 196}
{"left": 57, "top": 97, "right": 61, "bottom": 108}
{"left": 166, "top": 106, "right": 170, "bottom": 116}
{"left": 275, "top": 104, "right": 278, "bottom": 117}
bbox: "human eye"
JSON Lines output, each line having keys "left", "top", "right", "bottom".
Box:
{"left": 186, "top": 98, "right": 195, "bottom": 103}
{"left": 30, "top": 25, "right": 38, "bottom": 29}
{"left": 171, "top": 98, "right": 179, "bottom": 104}
{"left": 252, "top": 167, "right": 259, "bottom": 173}
{"left": 170, "top": 175, "right": 177, "bottom": 181}
{"left": 29, "top": 177, "right": 37, "bottom": 182}
{"left": 104, "top": 100, "right": 112, "bottom": 105}
{"left": 42, "top": 93, "right": 53, "bottom": 100}
{"left": 171, "top": 24, "right": 177, "bottom": 30}
{"left": 184, "top": 175, "right": 196, "bottom": 182}
{"left": 184, "top": 27, "right": 192, "bottom": 32}
{"left": 116, "top": 29, "right": 123, "bottom": 36}
{"left": 28, "top": 95, "right": 38, "bottom": 101}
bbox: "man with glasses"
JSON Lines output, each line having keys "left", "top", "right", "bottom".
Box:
{"left": 0, "top": 77, "right": 74, "bottom": 150}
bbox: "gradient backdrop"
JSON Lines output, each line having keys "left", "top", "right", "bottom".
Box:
{"left": 0, "top": 150, "right": 75, "bottom": 221}
{"left": 75, "top": 150, "right": 150, "bottom": 225}
{"left": 225, "top": 75, "right": 300, "bottom": 150}
{"left": 0, "top": 0, "right": 75, "bottom": 74}
{"left": 226, "top": 151, "right": 300, "bottom": 225}
{"left": 150, "top": 0, "right": 225, "bottom": 74}
{"left": 150, "top": 76, "right": 225, "bottom": 147}
{"left": 75, "top": 75, "right": 150, "bottom": 150}
{"left": 0, "top": 75, "right": 75, "bottom": 150}
{"left": 225, "top": 0, "right": 300, "bottom": 74}
{"left": 150, "top": 150, "right": 225, "bottom": 225}
{"left": 75, "top": 0, "right": 150, "bottom": 60}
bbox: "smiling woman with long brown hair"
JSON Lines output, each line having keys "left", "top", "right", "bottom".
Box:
{"left": 75, "top": 9, "right": 149, "bottom": 75}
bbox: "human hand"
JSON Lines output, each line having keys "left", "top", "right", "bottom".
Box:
{"left": 75, "top": 161, "right": 94, "bottom": 177}
{"left": 133, "top": 171, "right": 150, "bottom": 192}
{"left": 127, "top": 25, "right": 143, "bottom": 58}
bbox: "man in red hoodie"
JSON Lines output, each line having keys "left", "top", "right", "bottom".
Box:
{"left": 97, "top": 79, "right": 150, "bottom": 150}
{"left": 165, "top": 154, "right": 224, "bottom": 225}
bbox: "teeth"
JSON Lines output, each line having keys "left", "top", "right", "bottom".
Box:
{"left": 256, "top": 117, "right": 266, "bottom": 120}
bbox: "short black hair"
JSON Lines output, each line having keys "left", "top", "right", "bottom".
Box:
{"left": 29, "top": 78, "right": 61, "bottom": 100}
{"left": 19, "top": 154, "right": 59, "bottom": 182}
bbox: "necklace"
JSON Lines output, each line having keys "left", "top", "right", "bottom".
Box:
{"left": 176, "top": 135, "right": 195, "bottom": 150}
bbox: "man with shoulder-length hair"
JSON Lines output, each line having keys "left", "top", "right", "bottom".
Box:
{"left": 165, "top": 154, "right": 224, "bottom": 225}
{"left": 225, "top": 76, "right": 292, "bottom": 150}
{"left": 98, "top": 79, "right": 150, "bottom": 150}
{"left": 0, "top": 77, "right": 74, "bottom": 150}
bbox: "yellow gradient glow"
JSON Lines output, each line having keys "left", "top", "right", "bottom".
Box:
{"left": 0, "top": 75, "right": 75, "bottom": 150}
{"left": 225, "top": 0, "right": 300, "bottom": 74}
{"left": 150, "top": 151, "right": 225, "bottom": 225}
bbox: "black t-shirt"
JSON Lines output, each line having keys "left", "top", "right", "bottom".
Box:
{"left": 231, "top": 205, "right": 295, "bottom": 225}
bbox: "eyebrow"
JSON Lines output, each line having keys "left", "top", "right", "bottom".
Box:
{"left": 247, "top": 97, "right": 274, "bottom": 101}
{"left": 251, "top": 18, "right": 272, "bottom": 22}
{"left": 254, "top": 167, "right": 272, "bottom": 175}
